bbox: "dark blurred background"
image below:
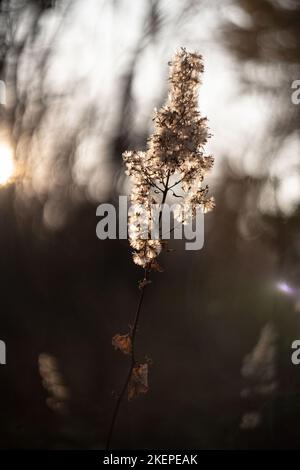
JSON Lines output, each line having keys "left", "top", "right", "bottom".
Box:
{"left": 0, "top": 0, "right": 300, "bottom": 449}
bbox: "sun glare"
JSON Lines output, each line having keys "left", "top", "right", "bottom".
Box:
{"left": 0, "top": 142, "right": 14, "bottom": 186}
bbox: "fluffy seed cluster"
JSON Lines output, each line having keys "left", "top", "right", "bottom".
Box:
{"left": 123, "top": 48, "right": 215, "bottom": 268}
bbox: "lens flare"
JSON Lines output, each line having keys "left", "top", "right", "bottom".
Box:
{"left": 276, "top": 281, "right": 295, "bottom": 296}
{"left": 0, "top": 142, "right": 14, "bottom": 185}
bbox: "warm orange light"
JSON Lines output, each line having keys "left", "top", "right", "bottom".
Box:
{"left": 0, "top": 142, "right": 14, "bottom": 185}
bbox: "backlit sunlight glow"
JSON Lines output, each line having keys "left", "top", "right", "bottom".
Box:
{"left": 0, "top": 142, "right": 14, "bottom": 185}
{"left": 276, "top": 281, "right": 296, "bottom": 296}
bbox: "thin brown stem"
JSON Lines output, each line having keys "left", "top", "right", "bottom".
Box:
{"left": 158, "top": 170, "right": 171, "bottom": 238}
{"left": 106, "top": 172, "right": 171, "bottom": 450}
{"left": 105, "top": 269, "right": 149, "bottom": 450}
{"left": 145, "top": 177, "right": 164, "bottom": 193}
{"left": 168, "top": 177, "right": 183, "bottom": 190}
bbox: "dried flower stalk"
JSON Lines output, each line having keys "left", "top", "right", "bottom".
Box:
{"left": 106, "top": 48, "right": 214, "bottom": 449}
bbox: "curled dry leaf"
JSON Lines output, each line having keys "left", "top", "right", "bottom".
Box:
{"left": 112, "top": 334, "right": 132, "bottom": 355}
{"left": 128, "top": 363, "right": 149, "bottom": 401}
{"left": 149, "top": 260, "right": 164, "bottom": 272}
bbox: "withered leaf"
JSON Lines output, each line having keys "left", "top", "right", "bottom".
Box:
{"left": 149, "top": 260, "right": 164, "bottom": 272}
{"left": 112, "top": 333, "right": 132, "bottom": 355}
{"left": 128, "top": 363, "right": 149, "bottom": 401}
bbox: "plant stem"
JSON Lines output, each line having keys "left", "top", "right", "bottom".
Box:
{"left": 105, "top": 174, "right": 171, "bottom": 450}
{"left": 159, "top": 170, "right": 170, "bottom": 230}
{"left": 105, "top": 269, "right": 149, "bottom": 450}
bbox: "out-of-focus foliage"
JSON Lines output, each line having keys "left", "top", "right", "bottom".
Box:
{"left": 222, "top": 0, "right": 300, "bottom": 142}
